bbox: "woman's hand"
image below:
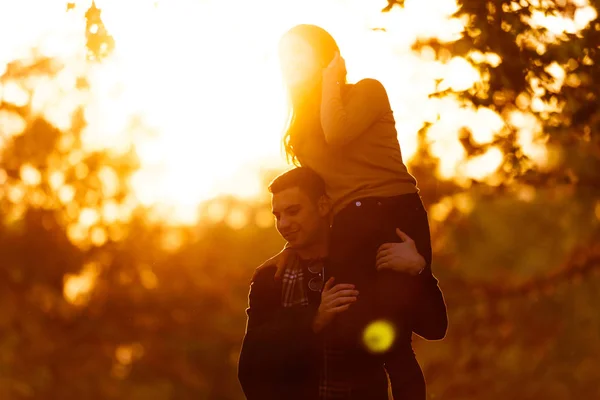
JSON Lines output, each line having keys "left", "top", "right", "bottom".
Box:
{"left": 252, "top": 247, "right": 294, "bottom": 281}
{"left": 376, "top": 229, "right": 425, "bottom": 275}
{"left": 322, "top": 52, "right": 346, "bottom": 85}
{"left": 312, "top": 277, "right": 358, "bottom": 333}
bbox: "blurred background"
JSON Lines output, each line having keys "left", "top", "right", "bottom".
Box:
{"left": 0, "top": 0, "right": 599, "bottom": 399}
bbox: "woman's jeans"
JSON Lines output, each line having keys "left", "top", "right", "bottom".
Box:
{"left": 325, "top": 192, "right": 430, "bottom": 399}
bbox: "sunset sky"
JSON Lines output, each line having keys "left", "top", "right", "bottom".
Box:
{"left": 0, "top": 0, "right": 596, "bottom": 224}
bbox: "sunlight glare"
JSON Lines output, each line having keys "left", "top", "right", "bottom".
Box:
{"left": 528, "top": 2, "right": 597, "bottom": 36}
{"left": 509, "top": 111, "right": 549, "bottom": 167}
{"left": 429, "top": 197, "right": 453, "bottom": 222}
{"left": 0, "top": 110, "right": 26, "bottom": 138}
{"left": 443, "top": 57, "right": 480, "bottom": 91}
{"left": 1, "top": 0, "right": 579, "bottom": 224}
{"left": 2, "top": 0, "right": 477, "bottom": 222}
{"left": 1, "top": 82, "right": 30, "bottom": 107}
{"left": 461, "top": 147, "right": 504, "bottom": 180}
{"left": 470, "top": 107, "right": 505, "bottom": 144}
{"left": 428, "top": 122, "right": 466, "bottom": 180}
{"left": 20, "top": 165, "right": 42, "bottom": 186}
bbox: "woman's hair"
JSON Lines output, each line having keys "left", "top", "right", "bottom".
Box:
{"left": 278, "top": 24, "right": 344, "bottom": 165}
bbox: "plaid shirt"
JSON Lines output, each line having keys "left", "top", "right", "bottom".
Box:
{"left": 319, "top": 344, "right": 353, "bottom": 399}
{"left": 281, "top": 254, "right": 310, "bottom": 308}
{"left": 280, "top": 255, "right": 353, "bottom": 399}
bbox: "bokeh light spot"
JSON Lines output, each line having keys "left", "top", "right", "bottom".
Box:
{"left": 90, "top": 226, "right": 107, "bottom": 246}
{"left": 58, "top": 185, "right": 75, "bottom": 203}
{"left": 206, "top": 202, "right": 227, "bottom": 223}
{"left": 140, "top": 268, "right": 158, "bottom": 290}
{"left": 79, "top": 207, "right": 99, "bottom": 227}
{"left": 430, "top": 196, "right": 454, "bottom": 222}
{"left": 161, "top": 230, "right": 184, "bottom": 253}
{"left": 0, "top": 110, "right": 26, "bottom": 137}
{"left": 48, "top": 171, "right": 65, "bottom": 189}
{"left": 7, "top": 184, "right": 25, "bottom": 204}
{"left": 255, "top": 208, "right": 274, "bottom": 228}
{"left": 63, "top": 262, "right": 99, "bottom": 306}
{"left": 66, "top": 222, "right": 87, "bottom": 245}
{"left": 227, "top": 208, "right": 248, "bottom": 230}
{"left": 102, "top": 200, "right": 119, "bottom": 223}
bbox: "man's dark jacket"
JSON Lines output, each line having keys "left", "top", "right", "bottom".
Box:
{"left": 238, "top": 266, "right": 321, "bottom": 400}
{"left": 238, "top": 262, "right": 449, "bottom": 399}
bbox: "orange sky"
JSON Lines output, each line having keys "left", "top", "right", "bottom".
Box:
{"left": 0, "top": 0, "right": 596, "bottom": 224}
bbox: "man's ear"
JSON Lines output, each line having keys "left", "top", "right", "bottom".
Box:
{"left": 317, "top": 195, "right": 331, "bottom": 217}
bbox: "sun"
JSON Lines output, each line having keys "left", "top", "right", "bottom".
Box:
{"left": 3, "top": 0, "right": 573, "bottom": 224}
{"left": 83, "top": 0, "right": 474, "bottom": 224}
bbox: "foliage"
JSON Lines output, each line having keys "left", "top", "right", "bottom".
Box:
{"left": 383, "top": 0, "right": 600, "bottom": 398}
{"left": 388, "top": 0, "right": 600, "bottom": 187}
{"left": 0, "top": 1, "right": 598, "bottom": 399}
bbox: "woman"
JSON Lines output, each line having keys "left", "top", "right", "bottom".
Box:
{"left": 272, "top": 24, "right": 448, "bottom": 399}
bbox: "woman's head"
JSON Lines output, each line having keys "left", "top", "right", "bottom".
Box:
{"left": 278, "top": 24, "right": 341, "bottom": 98}
{"left": 278, "top": 24, "right": 344, "bottom": 164}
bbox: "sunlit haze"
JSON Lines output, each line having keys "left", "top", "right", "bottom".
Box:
{"left": 0, "top": 0, "right": 596, "bottom": 224}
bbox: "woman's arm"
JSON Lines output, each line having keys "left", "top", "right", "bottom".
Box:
{"left": 320, "top": 72, "right": 390, "bottom": 147}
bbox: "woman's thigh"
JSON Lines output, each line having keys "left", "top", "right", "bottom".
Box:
{"left": 375, "top": 195, "right": 431, "bottom": 302}
{"left": 327, "top": 195, "right": 431, "bottom": 348}
{"left": 327, "top": 201, "right": 384, "bottom": 288}
{"left": 329, "top": 194, "right": 431, "bottom": 274}
{"left": 379, "top": 194, "right": 432, "bottom": 265}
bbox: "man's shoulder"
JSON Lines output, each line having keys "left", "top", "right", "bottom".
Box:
{"left": 248, "top": 265, "right": 281, "bottom": 306}
{"left": 251, "top": 265, "right": 278, "bottom": 286}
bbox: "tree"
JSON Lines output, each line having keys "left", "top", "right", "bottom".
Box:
{"left": 382, "top": 1, "right": 600, "bottom": 398}
{"left": 386, "top": 0, "right": 600, "bottom": 187}
{"left": 0, "top": 1, "right": 598, "bottom": 399}
{"left": 0, "top": 46, "right": 272, "bottom": 400}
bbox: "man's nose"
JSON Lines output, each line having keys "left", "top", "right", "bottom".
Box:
{"left": 278, "top": 216, "right": 291, "bottom": 230}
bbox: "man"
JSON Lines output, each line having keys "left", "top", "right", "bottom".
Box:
{"left": 238, "top": 167, "right": 447, "bottom": 399}
{"left": 239, "top": 167, "right": 361, "bottom": 399}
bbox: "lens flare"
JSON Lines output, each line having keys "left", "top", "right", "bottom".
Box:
{"left": 363, "top": 319, "right": 396, "bottom": 354}
{"left": 1, "top": 0, "right": 586, "bottom": 225}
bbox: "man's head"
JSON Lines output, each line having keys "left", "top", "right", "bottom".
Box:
{"left": 268, "top": 167, "right": 330, "bottom": 249}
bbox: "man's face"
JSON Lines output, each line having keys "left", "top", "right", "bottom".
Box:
{"left": 271, "top": 187, "right": 329, "bottom": 249}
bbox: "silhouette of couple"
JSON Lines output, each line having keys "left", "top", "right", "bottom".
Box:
{"left": 238, "top": 24, "right": 448, "bottom": 400}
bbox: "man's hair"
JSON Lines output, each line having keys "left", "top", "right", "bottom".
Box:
{"left": 268, "top": 167, "right": 326, "bottom": 201}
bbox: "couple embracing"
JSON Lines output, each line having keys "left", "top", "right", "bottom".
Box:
{"left": 238, "top": 24, "right": 448, "bottom": 400}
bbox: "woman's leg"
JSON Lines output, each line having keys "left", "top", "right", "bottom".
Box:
{"left": 374, "top": 194, "right": 432, "bottom": 323}
{"left": 325, "top": 194, "right": 433, "bottom": 398}
{"left": 374, "top": 194, "right": 434, "bottom": 400}
{"left": 385, "top": 353, "right": 426, "bottom": 400}
{"left": 376, "top": 194, "right": 447, "bottom": 342}
{"left": 324, "top": 200, "right": 387, "bottom": 397}
{"left": 327, "top": 194, "right": 430, "bottom": 349}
